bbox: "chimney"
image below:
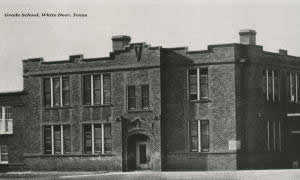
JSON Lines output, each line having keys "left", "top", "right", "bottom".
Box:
{"left": 112, "top": 35, "right": 131, "bottom": 51}
{"left": 279, "top": 49, "right": 288, "bottom": 56}
{"left": 239, "top": 29, "right": 256, "bottom": 45}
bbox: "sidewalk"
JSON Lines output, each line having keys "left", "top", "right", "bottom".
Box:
{"left": 1, "top": 169, "right": 300, "bottom": 179}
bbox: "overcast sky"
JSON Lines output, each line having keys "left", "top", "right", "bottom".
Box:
{"left": 0, "top": 0, "right": 299, "bottom": 92}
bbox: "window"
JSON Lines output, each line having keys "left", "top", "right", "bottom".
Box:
{"left": 0, "top": 106, "right": 13, "bottom": 134}
{"left": 83, "top": 123, "right": 112, "bottom": 154}
{"left": 190, "top": 120, "right": 209, "bottom": 152}
{"left": 127, "top": 86, "right": 136, "bottom": 110}
{"left": 188, "top": 67, "right": 208, "bottom": 100}
{"left": 82, "top": 74, "right": 111, "bottom": 105}
{"left": 43, "top": 77, "right": 70, "bottom": 107}
{"left": 43, "top": 125, "right": 71, "bottom": 155}
{"left": 0, "top": 145, "right": 8, "bottom": 164}
{"left": 263, "top": 69, "right": 280, "bottom": 102}
{"left": 287, "top": 72, "right": 299, "bottom": 103}
{"left": 266, "top": 120, "right": 282, "bottom": 152}
{"left": 141, "top": 85, "right": 150, "bottom": 109}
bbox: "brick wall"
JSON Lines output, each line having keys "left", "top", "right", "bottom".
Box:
{"left": 22, "top": 44, "right": 162, "bottom": 171}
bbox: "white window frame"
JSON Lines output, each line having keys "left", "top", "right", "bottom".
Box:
{"left": 84, "top": 123, "right": 109, "bottom": 155}
{"left": 86, "top": 74, "right": 105, "bottom": 105}
{"left": 188, "top": 67, "right": 208, "bottom": 101}
{"left": 0, "top": 145, "right": 8, "bottom": 164}
{"left": 0, "top": 106, "right": 13, "bottom": 134}
{"left": 45, "top": 124, "right": 69, "bottom": 155}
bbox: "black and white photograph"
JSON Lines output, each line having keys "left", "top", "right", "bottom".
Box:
{"left": 0, "top": 0, "right": 300, "bottom": 179}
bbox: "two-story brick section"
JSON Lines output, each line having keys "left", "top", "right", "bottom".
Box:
{"left": 1, "top": 30, "right": 300, "bottom": 171}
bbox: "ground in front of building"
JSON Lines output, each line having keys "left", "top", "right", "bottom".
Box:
{"left": 1, "top": 170, "right": 300, "bottom": 180}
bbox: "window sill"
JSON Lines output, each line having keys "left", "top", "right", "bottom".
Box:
{"left": 43, "top": 106, "right": 73, "bottom": 110}
{"left": 0, "top": 132, "right": 13, "bottom": 136}
{"left": 127, "top": 109, "right": 153, "bottom": 113}
{"left": 24, "top": 153, "right": 115, "bottom": 158}
{"left": 82, "top": 104, "right": 113, "bottom": 108}
{"left": 189, "top": 99, "right": 211, "bottom": 103}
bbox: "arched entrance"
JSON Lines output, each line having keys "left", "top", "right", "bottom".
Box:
{"left": 127, "top": 133, "right": 150, "bottom": 171}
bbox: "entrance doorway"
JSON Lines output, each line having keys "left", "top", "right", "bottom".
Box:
{"left": 127, "top": 134, "right": 150, "bottom": 170}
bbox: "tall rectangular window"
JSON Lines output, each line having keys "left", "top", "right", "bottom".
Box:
{"left": 83, "top": 74, "right": 111, "bottom": 105}
{"left": 141, "top": 85, "right": 150, "bottom": 109}
{"left": 43, "top": 78, "right": 51, "bottom": 107}
{"left": 83, "top": 124, "right": 92, "bottom": 154}
{"left": 200, "top": 120, "right": 209, "bottom": 152}
{"left": 267, "top": 70, "right": 272, "bottom": 101}
{"left": 44, "top": 126, "right": 52, "bottom": 154}
{"left": 83, "top": 75, "right": 92, "bottom": 105}
{"left": 43, "top": 125, "right": 71, "bottom": 155}
{"left": 263, "top": 70, "right": 267, "bottom": 98}
{"left": 93, "top": 75, "right": 101, "bottom": 105}
{"left": 0, "top": 106, "right": 13, "bottom": 134}
{"left": 63, "top": 125, "right": 71, "bottom": 154}
{"left": 103, "top": 74, "right": 111, "bottom": 105}
{"left": 188, "top": 67, "right": 208, "bottom": 100}
{"left": 190, "top": 121, "right": 198, "bottom": 152}
{"left": 54, "top": 125, "right": 61, "bottom": 154}
{"left": 128, "top": 86, "right": 136, "bottom": 110}
{"left": 94, "top": 124, "right": 102, "bottom": 153}
{"left": 43, "top": 77, "right": 70, "bottom": 107}
{"left": 200, "top": 68, "right": 208, "bottom": 99}
{"left": 0, "top": 145, "right": 8, "bottom": 164}
{"left": 266, "top": 120, "right": 281, "bottom": 152}
{"left": 288, "top": 72, "right": 297, "bottom": 102}
{"left": 83, "top": 123, "right": 112, "bottom": 154}
{"left": 190, "top": 120, "right": 209, "bottom": 152}
{"left": 62, "top": 77, "right": 70, "bottom": 106}
{"left": 53, "top": 78, "right": 61, "bottom": 107}
{"left": 274, "top": 70, "right": 280, "bottom": 101}
{"left": 263, "top": 69, "right": 280, "bottom": 102}
{"left": 188, "top": 69, "right": 197, "bottom": 100}
{"left": 104, "top": 124, "right": 112, "bottom": 153}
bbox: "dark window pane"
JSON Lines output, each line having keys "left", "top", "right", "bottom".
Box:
{"left": 190, "top": 121, "right": 198, "bottom": 152}
{"left": 83, "top": 76, "right": 91, "bottom": 105}
{"left": 189, "top": 68, "right": 197, "bottom": 75}
{"left": 104, "top": 124, "right": 112, "bottom": 153}
{"left": 263, "top": 70, "right": 267, "bottom": 99}
{"left": 63, "top": 125, "right": 71, "bottom": 154}
{"left": 43, "top": 78, "right": 51, "bottom": 107}
{"left": 128, "top": 86, "right": 136, "bottom": 110}
{"left": 287, "top": 72, "right": 291, "bottom": 101}
{"left": 93, "top": 75, "right": 101, "bottom": 105}
{"left": 44, "top": 126, "right": 52, "bottom": 154}
{"left": 298, "top": 74, "right": 300, "bottom": 102}
{"left": 274, "top": 71, "right": 280, "bottom": 101}
{"left": 83, "top": 124, "right": 92, "bottom": 154}
{"left": 200, "top": 68, "right": 208, "bottom": 99}
{"left": 94, "top": 124, "right": 102, "bottom": 153}
{"left": 103, "top": 74, "right": 111, "bottom": 104}
{"left": 201, "top": 120, "right": 209, "bottom": 152}
{"left": 268, "top": 71, "right": 272, "bottom": 101}
{"left": 189, "top": 68, "right": 197, "bottom": 100}
{"left": 291, "top": 72, "right": 296, "bottom": 102}
{"left": 54, "top": 125, "right": 61, "bottom": 154}
{"left": 53, "top": 78, "right": 61, "bottom": 107}
{"left": 62, "top": 77, "right": 70, "bottom": 106}
{"left": 141, "top": 85, "right": 149, "bottom": 109}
